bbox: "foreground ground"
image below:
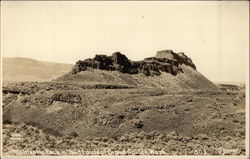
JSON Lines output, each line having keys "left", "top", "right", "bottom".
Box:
{"left": 2, "top": 82, "right": 245, "bottom": 155}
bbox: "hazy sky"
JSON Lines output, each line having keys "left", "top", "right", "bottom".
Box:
{"left": 1, "top": 1, "right": 249, "bottom": 82}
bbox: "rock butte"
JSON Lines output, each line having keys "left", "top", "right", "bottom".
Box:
{"left": 56, "top": 49, "right": 219, "bottom": 91}
{"left": 72, "top": 50, "right": 196, "bottom": 76}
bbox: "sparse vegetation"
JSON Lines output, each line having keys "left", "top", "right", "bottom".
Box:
{"left": 2, "top": 52, "right": 245, "bottom": 156}
{"left": 2, "top": 82, "right": 245, "bottom": 155}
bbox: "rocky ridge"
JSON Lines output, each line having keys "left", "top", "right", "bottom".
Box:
{"left": 71, "top": 50, "right": 196, "bottom": 76}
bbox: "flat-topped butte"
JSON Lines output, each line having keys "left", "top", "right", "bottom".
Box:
{"left": 72, "top": 50, "right": 196, "bottom": 76}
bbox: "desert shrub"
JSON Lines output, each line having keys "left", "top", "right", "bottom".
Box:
{"left": 100, "top": 137, "right": 108, "bottom": 142}
{"left": 108, "top": 138, "right": 115, "bottom": 144}
{"left": 70, "top": 131, "right": 78, "bottom": 137}
{"left": 126, "top": 132, "right": 137, "bottom": 141}
{"left": 186, "top": 98, "right": 193, "bottom": 102}
{"left": 232, "top": 119, "right": 239, "bottom": 123}
{"left": 196, "top": 134, "right": 209, "bottom": 140}
{"left": 3, "top": 94, "right": 18, "bottom": 106}
{"left": 3, "top": 119, "right": 12, "bottom": 125}
{"left": 119, "top": 134, "right": 130, "bottom": 142}
{"left": 20, "top": 98, "right": 30, "bottom": 104}
{"left": 20, "top": 95, "right": 53, "bottom": 107}
{"left": 133, "top": 120, "right": 144, "bottom": 129}
{"left": 118, "top": 114, "right": 125, "bottom": 119}
{"left": 42, "top": 128, "right": 62, "bottom": 137}
{"left": 145, "top": 131, "right": 157, "bottom": 140}
{"left": 168, "top": 131, "right": 179, "bottom": 138}
{"left": 136, "top": 131, "right": 146, "bottom": 140}
{"left": 52, "top": 91, "right": 82, "bottom": 104}
{"left": 111, "top": 134, "right": 118, "bottom": 141}
{"left": 35, "top": 129, "right": 40, "bottom": 134}
{"left": 3, "top": 111, "right": 12, "bottom": 124}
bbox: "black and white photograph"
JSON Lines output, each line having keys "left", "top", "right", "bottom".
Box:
{"left": 0, "top": 1, "right": 249, "bottom": 158}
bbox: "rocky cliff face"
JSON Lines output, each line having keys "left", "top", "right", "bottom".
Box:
{"left": 72, "top": 50, "right": 196, "bottom": 76}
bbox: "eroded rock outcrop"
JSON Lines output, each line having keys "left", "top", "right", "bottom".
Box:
{"left": 72, "top": 50, "right": 196, "bottom": 76}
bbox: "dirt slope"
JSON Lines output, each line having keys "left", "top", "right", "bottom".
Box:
{"left": 57, "top": 65, "right": 218, "bottom": 91}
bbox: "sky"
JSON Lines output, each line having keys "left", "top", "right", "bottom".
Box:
{"left": 1, "top": 1, "right": 249, "bottom": 82}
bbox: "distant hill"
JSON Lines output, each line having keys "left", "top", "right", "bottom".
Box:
{"left": 2, "top": 57, "right": 73, "bottom": 82}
